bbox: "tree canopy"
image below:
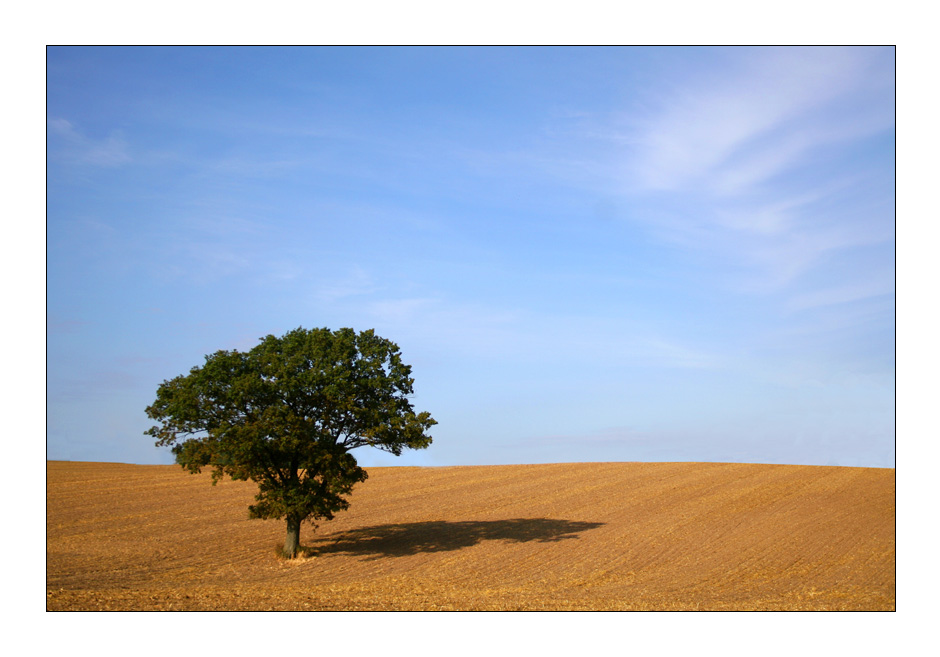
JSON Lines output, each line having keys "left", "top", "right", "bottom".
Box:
{"left": 145, "top": 327, "right": 436, "bottom": 557}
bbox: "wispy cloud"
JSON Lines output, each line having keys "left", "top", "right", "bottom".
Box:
{"left": 627, "top": 47, "right": 891, "bottom": 193}
{"left": 44, "top": 47, "right": 895, "bottom": 468}
{"left": 368, "top": 297, "right": 438, "bottom": 323}
{"left": 200, "top": 156, "right": 304, "bottom": 180}
{"left": 315, "top": 266, "right": 379, "bottom": 303}
{"left": 131, "top": 213, "right": 304, "bottom": 288}
{"left": 786, "top": 276, "right": 894, "bottom": 313}
{"left": 47, "top": 118, "right": 131, "bottom": 167}
{"left": 348, "top": 291, "right": 719, "bottom": 371}
{"left": 606, "top": 47, "right": 895, "bottom": 298}
{"left": 523, "top": 426, "right": 651, "bottom": 447}
{"left": 360, "top": 296, "right": 525, "bottom": 360}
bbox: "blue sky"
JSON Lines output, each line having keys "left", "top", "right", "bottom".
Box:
{"left": 46, "top": 46, "right": 895, "bottom": 468}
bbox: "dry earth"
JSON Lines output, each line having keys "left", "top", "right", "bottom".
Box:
{"left": 47, "top": 460, "right": 894, "bottom": 611}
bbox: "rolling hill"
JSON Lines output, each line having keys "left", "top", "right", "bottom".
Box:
{"left": 46, "top": 460, "right": 895, "bottom": 610}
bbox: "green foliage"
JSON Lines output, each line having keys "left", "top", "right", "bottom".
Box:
{"left": 145, "top": 327, "right": 436, "bottom": 544}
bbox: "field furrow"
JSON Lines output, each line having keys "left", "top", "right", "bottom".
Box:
{"left": 47, "top": 460, "right": 894, "bottom": 610}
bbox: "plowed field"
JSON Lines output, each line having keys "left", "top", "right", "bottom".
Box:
{"left": 46, "top": 460, "right": 894, "bottom": 610}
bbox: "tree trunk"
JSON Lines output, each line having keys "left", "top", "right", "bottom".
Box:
{"left": 284, "top": 517, "right": 301, "bottom": 558}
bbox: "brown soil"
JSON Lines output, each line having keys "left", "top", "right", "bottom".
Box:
{"left": 46, "top": 460, "right": 895, "bottom": 610}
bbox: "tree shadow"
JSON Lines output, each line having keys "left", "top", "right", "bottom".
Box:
{"left": 306, "top": 518, "right": 605, "bottom": 560}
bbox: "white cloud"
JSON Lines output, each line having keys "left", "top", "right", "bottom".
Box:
{"left": 632, "top": 336, "right": 718, "bottom": 369}
{"left": 203, "top": 156, "right": 302, "bottom": 179}
{"left": 368, "top": 297, "right": 437, "bottom": 323}
{"left": 315, "top": 266, "right": 378, "bottom": 302}
{"left": 522, "top": 426, "right": 650, "bottom": 447}
{"left": 511, "top": 51, "right": 893, "bottom": 307}
{"left": 629, "top": 47, "right": 890, "bottom": 193}
{"left": 47, "top": 118, "right": 131, "bottom": 167}
{"left": 358, "top": 293, "right": 719, "bottom": 372}
{"left": 787, "top": 277, "right": 894, "bottom": 313}
{"left": 599, "top": 47, "right": 896, "bottom": 301}
{"left": 714, "top": 191, "right": 821, "bottom": 235}
{"left": 738, "top": 216, "right": 893, "bottom": 293}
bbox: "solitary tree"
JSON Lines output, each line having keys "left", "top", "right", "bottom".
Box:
{"left": 145, "top": 327, "right": 436, "bottom": 558}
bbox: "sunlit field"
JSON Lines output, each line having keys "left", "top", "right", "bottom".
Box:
{"left": 47, "top": 460, "right": 894, "bottom": 610}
